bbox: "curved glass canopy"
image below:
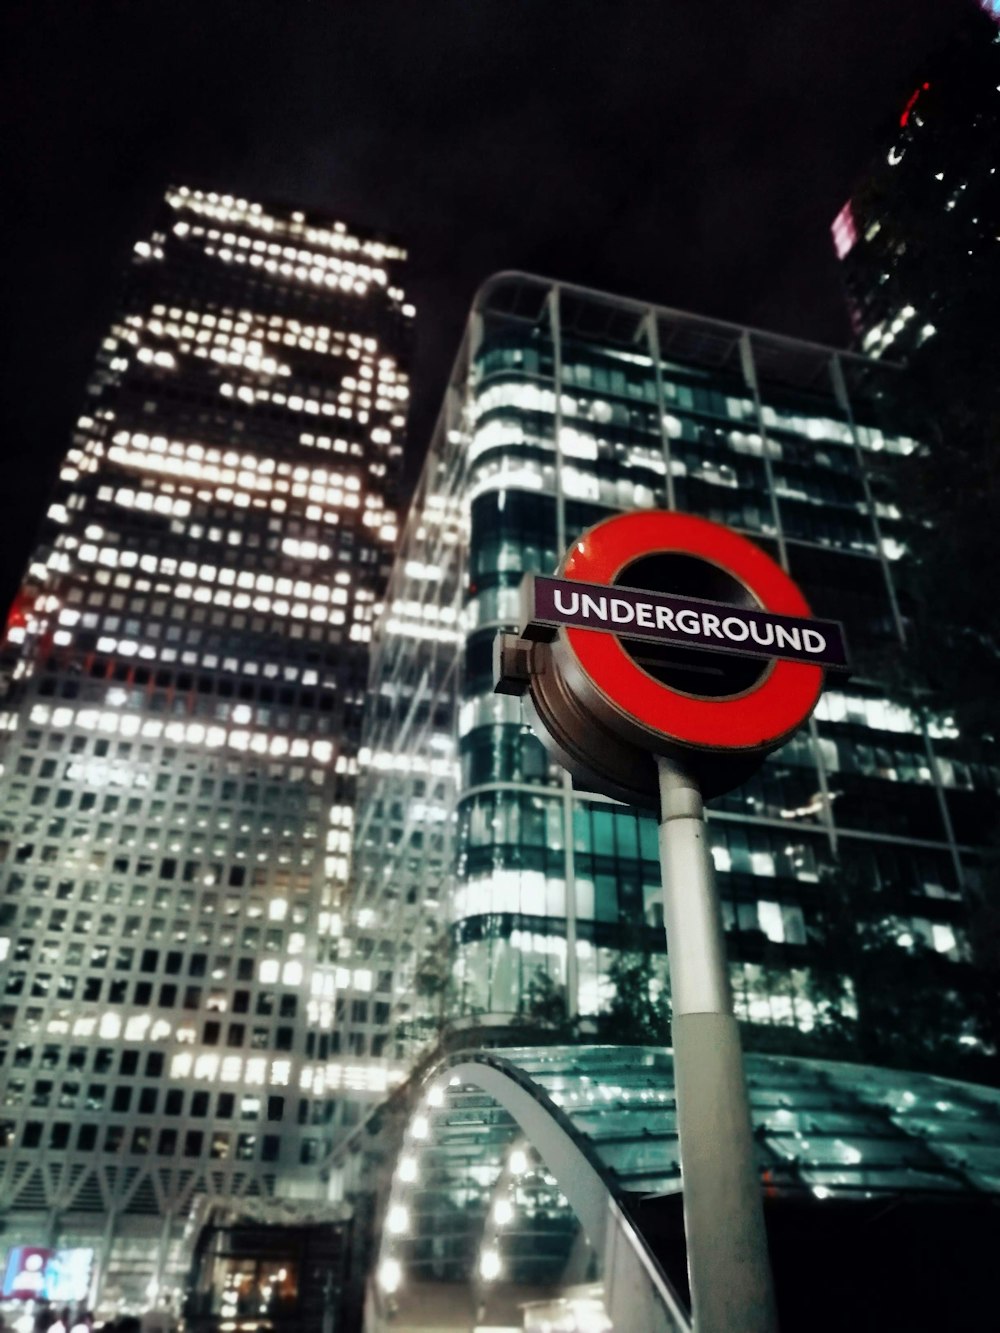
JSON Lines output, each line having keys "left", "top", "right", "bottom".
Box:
{"left": 368, "top": 1046, "right": 1000, "bottom": 1331}
{"left": 502, "top": 1044, "right": 1000, "bottom": 1198}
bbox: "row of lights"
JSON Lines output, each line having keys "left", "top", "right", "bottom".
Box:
{"left": 376, "top": 1075, "right": 536, "bottom": 1299}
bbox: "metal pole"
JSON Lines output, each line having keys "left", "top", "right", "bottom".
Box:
{"left": 549, "top": 283, "right": 580, "bottom": 1021}
{"left": 657, "top": 756, "right": 778, "bottom": 1333}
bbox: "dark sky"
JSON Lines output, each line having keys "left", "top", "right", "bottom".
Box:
{"left": 0, "top": 0, "right": 970, "bottom": 612}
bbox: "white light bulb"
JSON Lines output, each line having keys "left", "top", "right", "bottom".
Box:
{"left": 479, "top": 1248, "right": 501, "bottom": 1282}
{"left": 378, "top": 1258, "right": 402, "bottom": 1294}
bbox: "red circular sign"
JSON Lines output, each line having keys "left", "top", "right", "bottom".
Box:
{"left": 559, "top": 510, "right": 823, "bottom": 753}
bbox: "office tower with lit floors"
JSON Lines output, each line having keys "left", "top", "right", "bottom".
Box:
{"left": 0, "top": 187, "right": 411, "bottom": 1315}
{"left": 831, "top": 1, "right": 1000, "bottom": 361}
{"left": 348, "top": 271, "right": 992, "bottom": 1083}
{"left": 336, "top": 274, "right": 1000, "bottom": 1333}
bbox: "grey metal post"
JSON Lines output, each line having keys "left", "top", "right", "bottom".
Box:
{"left": 657, "top": 756, "right": 778, "bottom": 1333}
{"left": 548, "top": 282, "right": 580, "bottom": 1019}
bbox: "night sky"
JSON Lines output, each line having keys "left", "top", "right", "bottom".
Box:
{"left": 0, "top": 0, "right": 969, "bottom": 613}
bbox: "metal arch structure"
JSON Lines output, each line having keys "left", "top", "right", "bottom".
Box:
{"left": 447, "top": 1055, "right": 691, "bottom": 1333}
{"left": 368, "top": 1047, "right": 691, "bottom": 1333}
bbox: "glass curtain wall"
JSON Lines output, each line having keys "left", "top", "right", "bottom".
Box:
{"left": 346, "top": 274, "right": 990, "bottom": 1115}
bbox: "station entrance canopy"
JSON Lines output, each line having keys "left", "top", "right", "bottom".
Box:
{"left": 366, "top": 1045, "right": 1000, "bottom": 1332}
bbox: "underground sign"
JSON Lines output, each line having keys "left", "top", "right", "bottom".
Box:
{"left": 495, "top": 510, "right": 847, "bottom": 805}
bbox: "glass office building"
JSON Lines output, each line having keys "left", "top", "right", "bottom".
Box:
{"left": 0, "top": 187, "right": 411, "bottom": 1311}
{"left": 347, "top": 272, "right": 993, "bottom": 1109}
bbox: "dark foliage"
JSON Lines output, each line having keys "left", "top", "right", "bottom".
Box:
{"left": 594, "top": 942, "right": 671, "bottom": 1047}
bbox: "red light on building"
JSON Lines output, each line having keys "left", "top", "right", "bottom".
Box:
{"left": 900, "top": 81, "right": 931, "bottom": 127}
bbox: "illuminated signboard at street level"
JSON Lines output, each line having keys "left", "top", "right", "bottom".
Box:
{"left": 521, "top": 574, "right": 848, "bottom": 669}
{"left": 496, "top": 510, "right": 849, "bottom": 804}
{"left": 1, "top": 1245, "right": 94, "bottom": 1302}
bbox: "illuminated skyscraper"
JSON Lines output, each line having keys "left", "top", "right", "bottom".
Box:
{"left": 0, "top": 187, "right": 411, "bottom": 1311}
{"left": 831, "top": 3, "right": 1000, "bottom": 360}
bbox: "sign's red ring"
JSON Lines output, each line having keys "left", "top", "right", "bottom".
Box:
{"left": 560, "top": 511, "right": 824, "bottom": 751}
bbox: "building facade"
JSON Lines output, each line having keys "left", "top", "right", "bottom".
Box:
{"left": 343, "top": 273, "right": 996, "bottom": 1131}
{"left": 0, "top": 187, "right": 411, "bottom": 1311}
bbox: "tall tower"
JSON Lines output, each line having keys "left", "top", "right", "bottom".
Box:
{"left": 0, "top": 187, "right": 411, "bottom": 1309}
{"left": 831, "top": 3, "right": 1000, "bottom": 360}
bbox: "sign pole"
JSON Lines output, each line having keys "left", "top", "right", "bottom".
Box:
{"left": 657, "top": 756, "right": 779, "bottom": 1333}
